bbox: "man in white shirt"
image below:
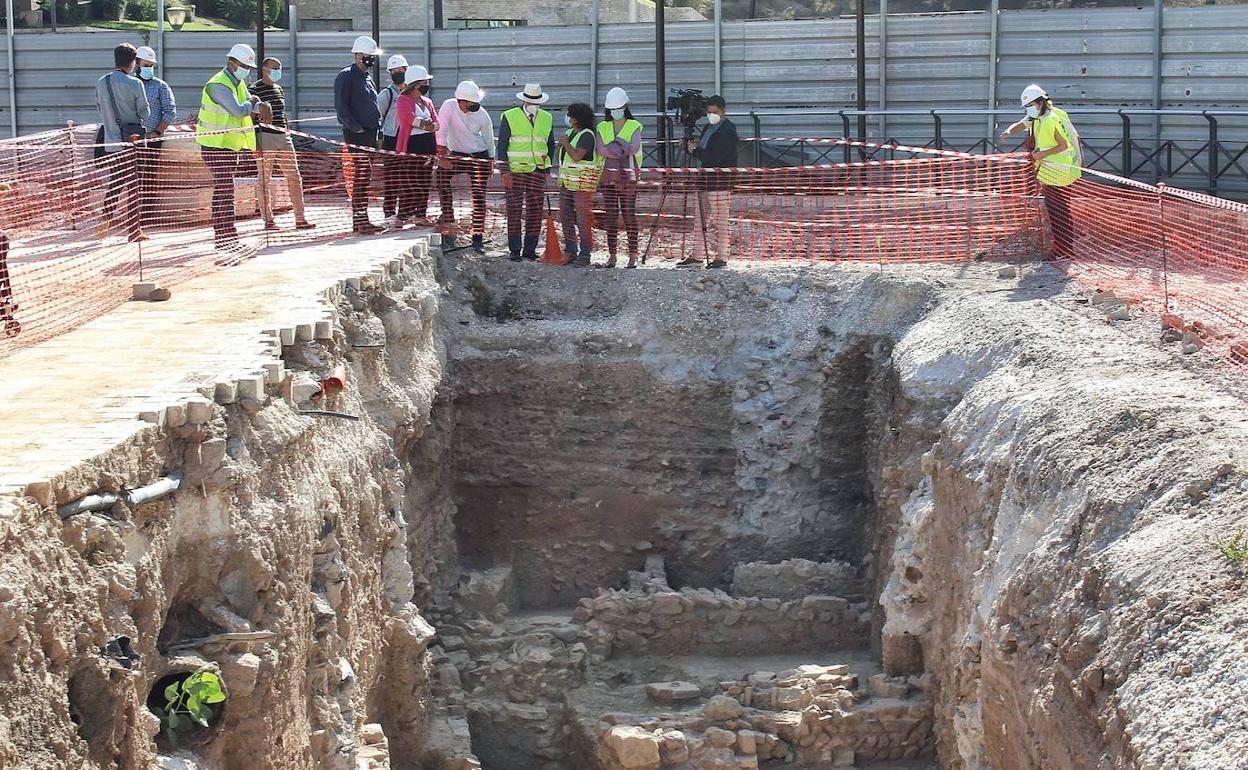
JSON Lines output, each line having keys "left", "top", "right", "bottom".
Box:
{"left": 435, "top": 80, "right": 495, "bottom": 252}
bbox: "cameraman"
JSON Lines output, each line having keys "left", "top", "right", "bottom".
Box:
{"left": 681, "top": 95, "right": 736, "bottom": 269}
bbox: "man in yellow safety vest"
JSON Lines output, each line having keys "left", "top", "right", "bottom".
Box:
{"left": 195, "top": 43, "right": 271, "bottom": 251}
{"left": 1003, "top": 83, "right": 1082, "bottom": 258}
{"left": 498, "top": 84, "right": 556, "bottom": 261}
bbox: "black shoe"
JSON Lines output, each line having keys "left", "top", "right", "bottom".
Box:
{"left": 353, "top": 222, "right": 384, "bottom": 235}
{"left": 509, "top": 253, "right": 523, "bottom": 262}
{"left": 675, "top": 257, "right": 703, "bottom": 268}
{"left": 706, "top": 259, "right": 728, "bottom": 269}
{"left": 522, "top": 253, "right": 538, "bottom": 261}
{"left": 472, "top": 235, "right": 486, "bottom": 253}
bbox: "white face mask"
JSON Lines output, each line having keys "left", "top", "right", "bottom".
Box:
{"left": 707, "top": 112, "right": 722, "bottom": 126}
{"left": 523, "top": 102, "right": 539, "bottom": 116}
{"left": 1025, "top": 105, "right": 1041, "bottom": 119}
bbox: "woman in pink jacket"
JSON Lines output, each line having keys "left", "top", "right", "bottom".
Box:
{"left": 393, "top": 65, "right": 440, "bottom": 227}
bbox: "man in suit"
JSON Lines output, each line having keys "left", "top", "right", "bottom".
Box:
{"left": 681, "top": 95, "right": 737, "bottom": 269}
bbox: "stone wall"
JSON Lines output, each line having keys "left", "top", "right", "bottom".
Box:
{"left": 575, "top": 587, "right": 871, "bottom": 657}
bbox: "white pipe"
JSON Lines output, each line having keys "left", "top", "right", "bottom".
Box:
{"left": 713, "top": 0, "right": 722, "bottom": 96}
{"left": 157, "top": 0, "right": 165, "bottom": 78}
{"left": 5, "top": 0, "right": 15, "bottom": 138}
{"left": 58, "top": 472, "right": 183, "bottom": 519}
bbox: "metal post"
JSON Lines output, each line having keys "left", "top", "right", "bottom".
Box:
{"left": 371, "top": 0, "right": 381, "bottom": 85}
{"left": 1119, "top": 110, "right": 1131, "bottom": 176}
{"left": 987, "top": 0, "right": 999, "bottom": 142}
{"left": 1204, "top": 111, "right": 1217, "bottom": 195}
{"left": 1151, "top": 0, "right": 1163, "bottom": 182}
{"left": 288, "top": 2, "right": 299, "bottom": 121}
{"left": 5, "top": 0, "right": 15, "bottom": 138}
{"left": 50, "top": 0, "right": 56, "bottom": 31}
{"left": 879, "top": 0, "right": 887, "bottom": 142}
{"left": 256, "top": 0, "right": 265, "bottom": 65}
{"left": 424, "top": 0, "right": 432, "bottom": 72}
{"left": 434, "top": 0, "right": 443, "bottom": 30}
{"left": 751, "top": 110, "right": 760, "bottom": 167}
{"left": 855, "top": 0, "right": 866, "bottom": 143}
{"left": 713, "top": 0, "right": 722, "bottom": 96}
{"left": 156, "top": 0, "right": 165, "bottom": 78}
{"left": 590, "top": 0, "right": 600, "bottom": 103}
{"left": 932, "top": 110, "right": 942, "bottom": 151}
{"left": 656, "top": 0, "right": 667, "bottom": 166}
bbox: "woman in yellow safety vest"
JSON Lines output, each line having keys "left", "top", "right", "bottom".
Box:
{"left": 556, "top": 102, "right": 599, "bottom": 266}
{"left": 596, "top": 87, "right": 644, "bottom": 268}
{"left": 1002, "top": 83, "right": 1082, "bottom": 259}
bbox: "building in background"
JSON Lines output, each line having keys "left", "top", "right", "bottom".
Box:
{"left": 296, "top": 0, "right": 705, "bottom": 32}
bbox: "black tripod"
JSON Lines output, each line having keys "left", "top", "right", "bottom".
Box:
{"left": 641, "top": 122, "right": 710, "bottom": 265}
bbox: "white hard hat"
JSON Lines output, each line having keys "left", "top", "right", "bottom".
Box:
{"left": 387, "top": 54, "right": 409, "bottom": 70}
{"left": 352, "top": 36, "right": 382, "bottom": 55}
{"left": 227, "top": 43, "right": 257, "bottom": 68}
{"left": 1020, "top": 84, "right": 1048, "bottom": 106}
{"left": 403, "top": 65, "right": 432, "bottom": 86}
{"left": 454, "top": 80, "right": 484, "bottom": 103}
{"left": 604, "top": 87, "right": 629, "bottom": 110}
{"left": 135, "top": 45, "right": 157, "bottom": 63}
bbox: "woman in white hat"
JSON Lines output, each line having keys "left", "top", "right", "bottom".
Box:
{"left": 393, "top": 65, "right": 439, "bottom": 227}
{"left": 595, "top": 86, "right": 644, "bottom": 268}
{"left": 434, "top": 81, "right": 495, "bottom": 252}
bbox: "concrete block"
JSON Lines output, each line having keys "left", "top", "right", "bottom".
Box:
{"left": 427, "top": 233, "right": 441, "bottom": 247}
{"left": 138, "top": 407, "right": 165, "bottom": 425}
{"left": 22, "top": 481, "right": 53, "bottom": 509}
{"left": 236, "top": 375, "right": 264, "bottom": 401}
{"left": 164, "top": 403, "right": 188, "bottom": 428}
{"left": 345, "top": 277, "right": 362, "bottom": 291}
{"left": 213, "top": 381, "right": 238, "bottom": 405}
{"left": 313, "top": 320, "right": 334, "bottom": 340}
{"left": 279, "top": 327, "right": 297, "bottom": 346}
{"left": 186, "top": 398, "right": 214, "bottom": 423}
{"left": 414, "top": 240, "right": 428, "bottom": 257}
{"left": 389, "top": 258, "right": 403, "bottom": 274}
{"left": 295, "top": 324, "right": 314, "bottom": 342}
{"left": 263, "top": 362, "right": 286, "bottom": 385}
{"left": 132, "top": 281, "right": 159, "bottom": 301}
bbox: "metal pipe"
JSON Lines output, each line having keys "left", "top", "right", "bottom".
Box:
{"left": 1119, "top": 110, "right": 1131, "bottom": 176}
{"left": 590, "top": 0, "right": 600, "bottom": 103}
{"left": 713, "top": 0, "right": 722, "bottom": 97}
{"left": 1205, "top": 111, "right": 1217, "bottom": 195}
{"left": 878, "top": 0, "right": 887, "bottom": 142}
{"left": 4, "top": 0, "right": 13, "bottom": 138}
{"left": 1151, "top": 0, "right": 1163, "bottom": 182}
{"left": 50, "top": 0, "right": 56, "bottom": 31}
{"left": 256, "top": 0, "right": 265, "bottom": 66}
{"left": 424, "top": 0, "right": 432, "bottom": 72}
{"left": 288, "top": 2, "right": 299, "bottom": 120}
{"left": 58, "top": 472, "right": 184, "bottom": 520}
{"left": 157, "top": 0, "right": 165, "bottom": 78}
{"left": 371, "top": 0, "right": 381, "bottom": 85}
{"left": 656, "top": 0, "right": 667, "bottom": 166}
{"left": 987, "top": 0, "right": 999, "bottom": 142}
{"left": 855, "top": 0, "right": 866, "bottom": 143}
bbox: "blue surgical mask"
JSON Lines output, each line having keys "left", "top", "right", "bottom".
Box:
{"left": 564, "top": 113, "right": 572, "bottom": 128}
{"left": 139, "top": 66, "right": 154, "bottom": 80}
{"left": 1025, "top": 106, "right": 1041, "bottom": 119}
{"left": 269, "top": 69, "right": 283, "bottom": 83}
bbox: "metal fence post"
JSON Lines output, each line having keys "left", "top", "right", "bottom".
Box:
{"left": 1119, "top": 110, "right": 1131, "bottom": 177}
{"left": 987, "top": 0, "right": 1000, "bottom": 141}
{"left": 751, "top": 110, "right": 760, "bottom": 167}
{"left": 879, "top": 0, "right": 887, "bottom": 142}
{"left": 931, "top": 110, "right": 942, "bottom": 151}
{"left": 5, "top": 0, "right": 14, "bottom": 138}
{"left": 590, "top": 0, "right": 600, "bottom": 103}
{"left": 157, "top": 0, "right": 165, "bottom": 77}
{"left": 1151, "top": 0, "right": 1163, "bottom": 183}
{"left": 839, "top": 111, "right": 851, "bottom": 163}
{"left": 1204, "top": 111, "right": 1217, "bottom": 195}
{"left": 714, "top": 0, "right": 722, "bottom": 96}
{"left": 288, "top": 3, "right": 299, "bottom": 122}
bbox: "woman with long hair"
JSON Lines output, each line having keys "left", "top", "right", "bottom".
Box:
{"left": 556, "top": 102, "right": 599, "bottom": 266}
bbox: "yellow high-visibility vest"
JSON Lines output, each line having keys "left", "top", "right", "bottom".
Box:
{"left": 196, "top": 69, "right": 256, "bottom": 151}
{"left": 595, "top": 118, "right": 643, "bottom": 170}
{"left": 557, "top": 128, "right": 599, "bottom": 191}
{"left": 1031, "top": 106, "right": 1081, "bottom": 187}
{"left": 502, "top": 107, "right": 553, "bottom": 173}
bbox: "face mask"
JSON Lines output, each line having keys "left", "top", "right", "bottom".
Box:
{"left": 707, "top": 112, "right": 722, "bottom": 125}
{"left": 1025, "top": 105, "right": 1041, "bottom": 119}
{"left": 417, "top": 84, "right": 430, "bottom": 95}
{"left": 269, "top": 69, "right": 283, "bottom": 83}
{"left": 234, "top": 64, "right": 251, "bottom": 77}
{"left": 362, "top": 55, "right": 377, "bottom": 68}
{"left": 391, "top": 71, "right": 405, "bottom": 85}
{"left": 139, "top": 66, "right": 154, "bottom": 80}
{"left": 467, "top": 102, "right": 481, "bottom": 112}
{"left": 564, "top": 113, "right": 573, "bottom": 128}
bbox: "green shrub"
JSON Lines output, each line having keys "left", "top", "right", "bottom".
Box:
{"left": 152, "top": 669, "right": 226, "bottom": 746}
{"left": 216, "top": 0, "right": 280, "bottom": 27}
{"left": 1214, "top": 530, "right": 1248, "bottom": 567}
{"left": 125, "top": 0, "right": 158, "bottom": 21}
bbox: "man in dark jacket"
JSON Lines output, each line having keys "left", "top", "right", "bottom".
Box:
{"left": 334, "top": 35, "right": 383, "bottom": 234}
{"left": 681, "top": 95, "right": 737, "bottom": 268}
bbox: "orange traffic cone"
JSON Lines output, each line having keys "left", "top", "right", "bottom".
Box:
{"left": 540, "top": 193, "right": 569, "bottom": 265}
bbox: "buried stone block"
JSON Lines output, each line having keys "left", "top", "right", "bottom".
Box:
{"left": 882, "top": 632, "right": 924, "bottom": 677}
{"left": 644, "top": 681, "right": 701, "bottom": 704}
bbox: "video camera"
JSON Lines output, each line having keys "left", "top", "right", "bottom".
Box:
{"left": 667, "top": 88, "right": 708, "bottom": 138}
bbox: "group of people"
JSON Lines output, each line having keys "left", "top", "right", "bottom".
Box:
{"left": 92, "top": 35, "right": 1081, "bottom": 264}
